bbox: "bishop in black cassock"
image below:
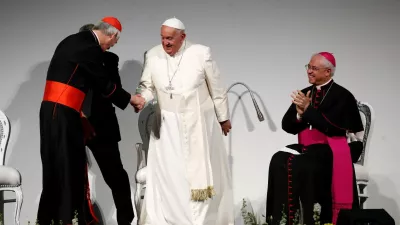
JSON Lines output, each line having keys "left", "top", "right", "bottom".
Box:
{"left": 265, "top": 52, "right": 364, "bottom": 225}
{"left": 37, "top": 17, "right": 142, "bottom": 225}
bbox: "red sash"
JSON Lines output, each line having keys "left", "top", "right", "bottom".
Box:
{"left": 42, "top": 80, "right": 85, "bottom": 112}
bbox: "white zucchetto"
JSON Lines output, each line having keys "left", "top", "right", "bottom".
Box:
{"left": 162, "top": 17, "right": 185, "bottom": 30}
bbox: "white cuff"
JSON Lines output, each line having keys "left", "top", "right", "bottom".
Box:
{"left": 279, "top": 146, "right": 301, "bottom": 155}
{"left": 140, "top": 89, "right": 154, "bottom": 103}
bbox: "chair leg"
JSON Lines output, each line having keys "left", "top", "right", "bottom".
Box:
{"left": 299, "top": 198, "right": 304, "bottom": 224}
{"left": 360, "top": 196, "right": 368, "bottom": 209}
{"left": 14, "top": 186, "right": 23, "bottom": 225}
{"left": 135, "top": 183, "right": 142, "bottom": 217}
{"left": 357, "top": 181, "right": 368, "bottom": 209}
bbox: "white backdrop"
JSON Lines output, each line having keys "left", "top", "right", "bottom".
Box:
{"left": 0, "top": 0, "right": 399, "bottom": 224}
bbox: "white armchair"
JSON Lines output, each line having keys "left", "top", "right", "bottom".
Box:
{"left": 0, "top": 110, "right": 23, "bottom": 225}
{"left": 134, "top": 143, "right": 147, "bottom": 217}
{"left": 134, "top": 102, "right": 156, "bottom": 219}
{"left": 350, "top": 101, "right": 375, "bottom": 209}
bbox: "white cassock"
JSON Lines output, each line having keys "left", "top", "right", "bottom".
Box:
{"left": 137, "top": 40, "right": 234, "bottom": 225}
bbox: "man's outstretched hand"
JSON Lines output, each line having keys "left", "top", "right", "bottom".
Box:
{"left": 130, "top": 94, "right": 145, "bottom": 112}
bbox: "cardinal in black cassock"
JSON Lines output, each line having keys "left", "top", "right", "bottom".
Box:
{"left": 37, "top": 17, "right": 142, "bottom": 225}
{"left": 265, "top": 52, "right": 364, "bottom": 225}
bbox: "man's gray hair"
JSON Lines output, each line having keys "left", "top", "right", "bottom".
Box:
{"left": 312, "top": 53, "right": 336, "bottom": 77}
{"left": 175, "top": 28, "right": 185, "bottom": 33}
{"left": 93, "top": 21, "right": 121, "bottom": 38}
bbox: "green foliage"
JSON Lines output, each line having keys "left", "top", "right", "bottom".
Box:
{"left": 240, "top": 198, "right": 333, "bottom": 225}
{"left": 240, "top": 198, "right": 270, "bottom": 225}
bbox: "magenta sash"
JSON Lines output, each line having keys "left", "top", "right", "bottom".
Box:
{"left": 298, "top": 129, "right": 353, "bottom": 208}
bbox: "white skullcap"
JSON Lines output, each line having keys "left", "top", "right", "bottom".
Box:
{"left": 162, "top": 17, "right": 185, "bottom": 30}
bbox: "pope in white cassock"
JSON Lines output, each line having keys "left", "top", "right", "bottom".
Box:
{"left": 134, "top": 17, "right": 234, "bottom": 225}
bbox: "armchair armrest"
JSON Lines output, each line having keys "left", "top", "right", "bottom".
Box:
{"left": 136, "top": 143, "right": 146, "bottom": 171}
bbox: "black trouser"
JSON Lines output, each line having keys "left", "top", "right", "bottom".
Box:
{"left": 87, "top": 138, "right": 134, "bottom": 225}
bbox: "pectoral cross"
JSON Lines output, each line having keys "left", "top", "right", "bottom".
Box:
{"left": 166, "top": 81, "right": 174, "bottom": 99}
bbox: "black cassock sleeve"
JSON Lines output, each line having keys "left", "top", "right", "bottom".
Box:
{"left": 103, "top": 51, "right": 123, "bottom": 89}
{"left": 72, "top": 45, "right": 131, "bottom": 110}
{"left": 301, "top": 89, "right": 364, "bottom": 137}
{"left": 81, "top": 51, "right": 123, "bottom": 116}
{"left": 282, "top": 103, "right": 309, "bottom": 135}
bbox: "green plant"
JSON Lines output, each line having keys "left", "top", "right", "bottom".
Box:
{"left": 241, "top": 198, "right": 333, "bottom": 225}
{"left": 241, "top": 198, "right": 269, "bottom": 225}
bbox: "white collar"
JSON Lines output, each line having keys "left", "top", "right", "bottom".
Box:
{"left": 316, "top": 78, "right": 332, "bottom": 90}
{"left": 92, "top": 31, "right": 100, "bottom": 45}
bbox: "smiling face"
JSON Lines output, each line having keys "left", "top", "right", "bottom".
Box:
{"left": 306, "top": 54, "right": 332, "bottom": 85}
{"left": 160, "top": 25, "right": 186, "bottom": 56}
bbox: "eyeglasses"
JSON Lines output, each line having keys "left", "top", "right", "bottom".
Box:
{"left": 305, "top": 64, "right": 330, "bottom": 72}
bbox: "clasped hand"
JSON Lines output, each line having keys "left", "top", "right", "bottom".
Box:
{"left": 130, "top": 94, "right": 145, "bottom": 112}
{"left": 291, "top": 90, "right": 311, "bottom": 115}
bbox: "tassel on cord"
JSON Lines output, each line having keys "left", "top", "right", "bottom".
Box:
{"left": 191, "top": 186, "right": 216, "bottom": 201}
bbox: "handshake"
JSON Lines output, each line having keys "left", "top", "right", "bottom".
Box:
{"left": 130, "top": 94, "right": 146, "bottom": 113}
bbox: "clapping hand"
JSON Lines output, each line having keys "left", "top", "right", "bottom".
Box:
{"left": 291, "top": 90, "right": 311, "bottom": 115}
{"left": 130, "top": 94, "right": 145, "bottom": 113}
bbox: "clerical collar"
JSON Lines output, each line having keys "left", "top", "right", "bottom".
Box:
{"left": 90, "top": 30, "right": 100, "bottom": 45}
{"left": 316, "top": 78, "right": 333, "bottom": 90}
